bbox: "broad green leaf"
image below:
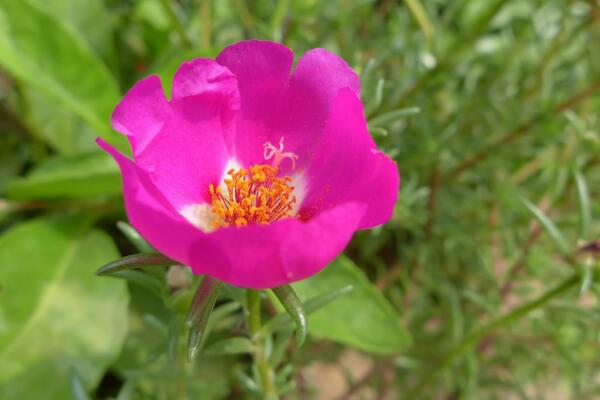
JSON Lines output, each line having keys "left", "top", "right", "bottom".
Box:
{"left": 291, "top": 255, "right": 411, "bottom": 354}
{"left": 18, "top": 0, "right": 118, "bottom": 154}
{"left": 7, "top": 151, "right": 121, "bottom": 200}
{"left": 0, "top": 215, "right": 129, "bottom": 399}
{"left": 0, "top": 0, "right": 125, "bottom": 150}
{"left": 23, "top": 88, "right": 99, "bottom": 155}
{"left": 26, "top": 0, "right": 116, "bottom": 66}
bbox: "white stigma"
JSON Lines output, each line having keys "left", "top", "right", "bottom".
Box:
{"left": 263, "top": 137, "right": 298, "bottom": 170}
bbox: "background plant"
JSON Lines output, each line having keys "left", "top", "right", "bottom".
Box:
{"left": 1, "top": 0, "right": 599, "bottom": 399}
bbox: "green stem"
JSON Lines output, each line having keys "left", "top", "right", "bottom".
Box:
{"left": 158, "top": 0, "right": 193, "bottom": 48}
{"left": 247, "top": 290, "right": 278, "bottom": 399}
{"left": 406, "top": 274, "right": 579, "bottom": 399}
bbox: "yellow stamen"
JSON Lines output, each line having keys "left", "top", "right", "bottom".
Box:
{"left": 209, "top": 164, "right": 296, "bottom": 228}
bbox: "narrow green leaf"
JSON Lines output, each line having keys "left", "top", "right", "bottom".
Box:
{"left": 368, "top": 107, "right": 421, "bottom": 127}
{"left": 369, "top": 127, "right": 389, "bottom": 137}
{"left": 373, "top": 78, "right": 385, "bottom": 110}
{"left": 115, "top": 382, "right": 134, "bottom": 400}
{"left": 269, "top": 0, "right": 289, "bottom": 41}
{"left": 96, "top": 253, "right": 173, "bottom": 276}
{"left": 365, "top": 78, "right": 385, "bottom": 116}
{"left": 277, "top": 379, "right": 296, "bottom": 396}
{"left": 116, "top": 222, "right": 155, "bottom": 253}
{"left": 574, "top": 171, "right": 591, "bottom": 239}
{"left": 167, "top": 315, "right": 184, "bottom": 361}
{"left": 406, "top": 274, "right": 579, "bottom": 398}
{"left": 187, "top": 277, "right": 223, "bottom": 361}
{"left": 204, "top": 337, "right": 253, "bottom": 356}
{"left": 265, "top": 285, "right": 353, "bottom": 333}
{"left": 580, "top": 262, "right": 593, "bottom": 294}
{"left": 209, "top": 302, "right": 243, "bottom": 324}
{"left": 269, "top": 329, "right": 293, "bottom": 367}
{"left": 112, "top": 270, "right": 164, "bottom": 298}
{"left": 142, "top": 314, "right": 168, "bottom": 337}
{"left": 157, "top": 0, "right": 193, "bottom": 48}
{"left": 68, "top": 367, "right": 91, "bottom": 400}
{"left": 234, "top": 369, "right": 259, "bottom": 393}
{"left": 271, "top": 285, "right": 307, "bottom": 346}
{"left": 275, "top": 364, "right": 294, "bottom": 386}
{"left": 523, "top": 199, "right": 570, "bottom": 255}
{"left": 403, "top": 0, "right": 435, "bottom": 39}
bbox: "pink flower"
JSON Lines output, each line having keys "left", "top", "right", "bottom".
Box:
{"left": 98, "top": 40, "right": 399, "bottom": 289}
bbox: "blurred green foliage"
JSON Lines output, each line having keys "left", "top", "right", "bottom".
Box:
{"left": 0, "top": 0, "right": 599, "bottom": 399}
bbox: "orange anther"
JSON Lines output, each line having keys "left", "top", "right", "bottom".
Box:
{"left": 209, "top": 164, "right": 296, "bottom": 228}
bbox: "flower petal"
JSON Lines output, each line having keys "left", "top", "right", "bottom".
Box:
{"left": 216, "top": 40, "right": 294, "bottom": 168}
{"left": 135, "top": 59, "right": 240, "bottom": 209}
{"left": 215, "top": 44, "right": 360, "bottom": 173}
{"left": 284, "top": 48, "right": 360, "bottom": 123}
{"left": 99, "top": 138, "right": 364, "bottom": 289}
{"left": 271, "top": 48, "right": 361, "bottom": 172}
{"left": 189, "top": 202, "right": 366, "bottom": 288}
{"left": 97, "top": 138, "right": 202, "bottom": 265}
{"left": 171, "top": 58, "right": 240, "bottom": 108}
{"left": 111, "top": 75, "right": 171, "bottom": 157}
{"left": 300, "top": 88, "right": 399, "bottom": 229}
{"left": 216, "top": 39, "right": 293, "bottom": 120}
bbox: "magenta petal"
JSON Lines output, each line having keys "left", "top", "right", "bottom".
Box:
{"left": 102, "top": 42, "right": 398, "bottom": 289}
{"left": 111, "top": 76, "right": 171, "bottom": 157}
{"left": 300, "top": 88, "right": 399, "bottom": 229}
{"left": 171, "top": 58, "right": 240, "bottom": 109}
{"left": 279, "top": 48, "right": 360, "bottom": 130}
{"left": 134, "top": 59, "right": 240, "bottom": 208}
{"left": 216, "top": 40, "right": 294, "bottom": 168}
{"left": 216, "top": 40, "right": 293, "bottom": 120}
{"left": 100, "top": 137, "right": 365, "bottom": 289}
{"left": 189, "top": 202, "right": 366, "bottom": 289}
{"left": 287, "top": 48, "right": 360, "bottom": 106}
{"left": 97, "top": 138, "right": 201, "bottom": 265}
{"left": 134, "top": 103, "right": 231, "bottom": 208}
{"left": 270, "top": 48, "right": 361, "bottom": 171}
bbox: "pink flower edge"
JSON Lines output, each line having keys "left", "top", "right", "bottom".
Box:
{"left": 100, "top": 40, "right": 400, "bottom": 288}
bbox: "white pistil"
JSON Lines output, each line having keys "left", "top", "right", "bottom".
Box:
{"left": 263, "top": 137, "right": 298, "bottom": 170}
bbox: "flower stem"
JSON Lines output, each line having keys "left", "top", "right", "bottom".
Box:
{"left": 406, "top": 273, "right": 579, "bottom": 399}
{"left": 247, "top": 290, "right": 278, "bottom": 399}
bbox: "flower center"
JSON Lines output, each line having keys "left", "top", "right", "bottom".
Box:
{"left": 208, "top": 138, "right": 298, "bottom": 228}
